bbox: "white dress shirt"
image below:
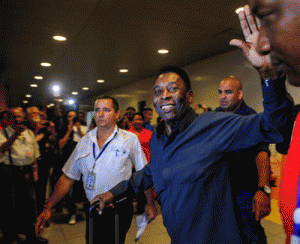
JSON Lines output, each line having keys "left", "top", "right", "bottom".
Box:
{"left": 0, "top": 126, "right": 40, "bottom": 166}
{"left": 63, "top": 125, "right": 147, "bottom": 202}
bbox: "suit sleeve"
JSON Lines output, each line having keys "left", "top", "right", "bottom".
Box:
{"left": 110, "top": 163, "right": 153, "bottom": 201}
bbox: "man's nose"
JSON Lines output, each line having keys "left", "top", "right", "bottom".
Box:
{"left": 257, "top": 27, "right": 272, "bottom": 56}
{"left": 161, "top": 88, "right": 171, "bottom": 99}
{"left": 220, "top": 92, "right": 226, "bottom": 99}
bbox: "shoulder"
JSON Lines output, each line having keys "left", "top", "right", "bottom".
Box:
{"left": 76, "top": 130, "right": 94, "bottom": 147}
{"left": 117, "top": 129, "right": 141, "bottom": 148}
{"left": 118, "top": 128, "right": 139, "bottom": 141}
{"left": 24, "top": 128, "right": 35, "bottom": 137}
{"left": 239, "top": 102, "right": 257, "bottom": 115}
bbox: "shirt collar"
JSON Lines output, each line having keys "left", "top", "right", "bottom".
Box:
{"left": 156, "top": 108, "right": 198, "bottom": 137}
{"left": 89, "top": 125, "right": 119, "bottom": 144}
{"left": 232, "top": 100, "right": 247, "bottom": 115}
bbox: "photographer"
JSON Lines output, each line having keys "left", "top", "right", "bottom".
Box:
{"left": 26, "top": 107, "right": 58, "bottom": 216}
{"left": 57, "top": 111, "right": 87, "bottom": 225}
{"left": 117, "top": 107, "right": 136, "bottom": 130}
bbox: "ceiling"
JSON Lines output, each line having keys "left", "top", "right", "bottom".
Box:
{"left": 0, "top": 0, "right": 248, "bottom": 111}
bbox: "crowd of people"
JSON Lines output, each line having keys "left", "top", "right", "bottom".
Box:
{"left": 2, "top": 0, "right": 300, "bottom": 243}
{"left": 0, "top": 102, "right": 158, "bottom": 244}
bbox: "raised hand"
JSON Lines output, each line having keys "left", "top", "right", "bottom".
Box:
{"left": 230, "top": 5, "right": 275, "bottom": 78}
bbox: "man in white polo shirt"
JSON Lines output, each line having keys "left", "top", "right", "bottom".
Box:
{"left": 36, "top": 95, "right": 157, "bottom": 243}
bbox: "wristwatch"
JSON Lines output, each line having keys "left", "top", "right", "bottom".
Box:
{"left": 258, "top": 186, "right": 271, "bottom": 197}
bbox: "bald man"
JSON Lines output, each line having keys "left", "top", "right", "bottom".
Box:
{"left": 215, "top": 76, "right": 271, "bottom": 243}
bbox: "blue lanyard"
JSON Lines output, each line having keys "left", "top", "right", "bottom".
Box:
{"left": 92, "top": 131, "right": 117, "bottom": 170}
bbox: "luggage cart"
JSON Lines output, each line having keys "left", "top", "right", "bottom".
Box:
{"left": 88, "top": 202, "right": 120, "bottom": 244}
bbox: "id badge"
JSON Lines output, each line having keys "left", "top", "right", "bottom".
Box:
{"left": 86, "top": 171, "right": 96, "bottom": 191}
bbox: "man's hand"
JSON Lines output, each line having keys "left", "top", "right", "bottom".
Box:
{"left": 68, "top": 121, "right": 74, "bottom": 132}
{"left": 252, "top": 190, "right": 271, "bottom": 221}
{"left": 75, "top": 121, "right": 81, "bottom": 130}
{"left": 90, "top": 191, "right": 114, "bottom": 215}
{"left": 230, "top": 5, "right": 278, "bottom": 79}
{"left": 145, "top": 203, "right": 158, "bottom": 224}
{"left": 35, "top": 133, "right": 45, "bottom": 142}
{"left": 35, "top": 208, "right": 51, "bottom": 236}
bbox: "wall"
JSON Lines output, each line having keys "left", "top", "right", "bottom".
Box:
{"left": 98, "top": 49, "right": 299, "bottom": 125}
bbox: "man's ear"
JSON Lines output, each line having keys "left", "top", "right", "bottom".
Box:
{"left": 238, "top": 90, "right": 243, "bottom": 100}
{"left": 116, "top": 110, "right": 121, "bottom": 120}
{"left": 186, "top": 90, "right": 194, "bottom": 105}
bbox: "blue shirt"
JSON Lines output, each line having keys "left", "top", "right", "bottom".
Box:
{"left": 215, "top": 101, "right": 270, "bottom": 193}
{"left": 111, "top": 76, "right": 290, "bottom": 243}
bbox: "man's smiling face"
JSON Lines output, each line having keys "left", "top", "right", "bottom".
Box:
{"left": 153, "top": 72, "right": 193, "bottom": 124}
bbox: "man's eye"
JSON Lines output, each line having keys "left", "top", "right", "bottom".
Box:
{"left": 154, "top": 89, "right": 163, "bottom": 96}
{"left": 168, "top": 87, "right": 178, "bottom": 93}
{"left": 257, "top": 11, "right": 276, "bottom": 25}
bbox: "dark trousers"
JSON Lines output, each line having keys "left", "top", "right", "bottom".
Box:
{"left": 0, "top": 164, "right": 37, "bottom": 241}
{"left": 35, "top": 156, "right": 53, "bottom": 215}
{"left": 236, "top": 190, "right": 267, "bottom": 244}
{"left": 65, "top": 179, "right": 87, "bottom": 216}
{"left": 86, "top": 198, "right": 133, "bottom": 244}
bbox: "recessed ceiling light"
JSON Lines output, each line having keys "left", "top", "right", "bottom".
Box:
{"left": 82, "top": 87, "right": 89, "bottom": 90}
{"left": 119, "top": 69, "right": 128, "bottom": 73}
{"left": 97, "top": 80, "right": 105, "bottom": 83}
{"left": 49, "top": 103, "right": 55, "bottom": 106}
{"left": 23, "top": 100, "right": 28, "bottom": 104}
{"left": 58, "top": 99, "right": 63, "bottom": 102}
{"left": 34, "top": 76, "right": 43, "bottom": 80}
{"left": 30, "top": 84, "right": 38, "bottom": 87}
{"left": 72, "top": 92, "right": 78, "bottom": 95}
{"left": 25, "top": 94, "right": 31, "bottom": 98}
{"left": 235, "top": 7, "right": 244, "bottom": 14}
{"left": 53, "top": 35, "right": 67, "bottom": 41}
{"left": 158, "top": 49, "right": 169, "bottom": 54}
{"left": 40, "top": 62, "right": 51, "bottom": 67}
{"left": 52, "top": 85, "right": 60, "bottom": 92}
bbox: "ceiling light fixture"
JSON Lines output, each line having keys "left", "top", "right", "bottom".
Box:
{"left": 82, "top": 87, "right": 89, "bottom": 90}
{"left": 97, "top": 80, "right": 105, "bottom": 83}
{"left": 119, "top": 69, "right": 128, "bottom": 73}
{"left": 23, "top": 100, "right": 28, "bottom": 104}
{"left": 235, "top": 7, "right": 244, "bottom": 14}
{"left": 52, "top": 85, "right": 60, "bottom": 92}
{"left": 58, "top": 99, "right": 63, "bottom": 102}
{"left": 41, "top": 62, "right": 51, "bottom": 67}
{"left": 68, "top": 99, "right": 75, "bottom": 105}
{"left": 34, "top": 76, "right": 43, "bottom": 80}
{"left": 53, "top": 35, "right": 67, "bottom": 41}
{"left": 25, "top": 94, "right": 31, "bottom": 98}
{"left": 30, "top": 84, "right": 38, "bottom": 87}
{"left": 158, "top": 49, "right": 169, "bottom": 54}
{"left": 72, "top": 92, "right": 78, "bottom": 95}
